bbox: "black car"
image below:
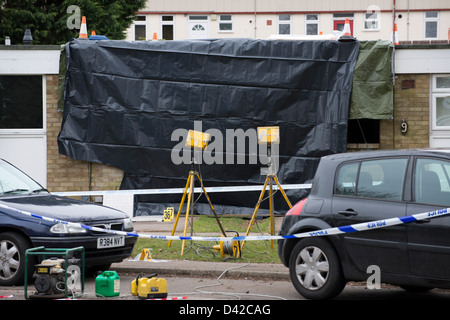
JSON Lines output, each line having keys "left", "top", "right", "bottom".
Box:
{"left": 278, "top": 149, "right": 450, "bottom": 299}
{"left": 0, "top": 159, "right": 137, "bottom": 286}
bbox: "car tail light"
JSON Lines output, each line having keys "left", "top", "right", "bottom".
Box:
{"left": 286, "top": 198, "right": 307, "bottom": 216}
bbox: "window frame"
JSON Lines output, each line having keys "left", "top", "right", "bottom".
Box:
{"left": 432, "top": 74, "right": 450, "bottom": 92}
{"left": 218, "top": 14, "right": 233, "bottom": 33}
{"left": 278, "top": 14, "right": 292, "bottom": 35}
{"left": 189, "top": 15, "right": 208, "bottom": 21}
{"left": 431, "top": 74, "right": 450, "bottom": 131}
{"left": 160, "top": 15, "right": 174, "bottom": 40}
{"left": 424, "top": 11, "right": 439, "bottom": 39}
{"left": 305, "top": 14, "right": 319, "bottom": 35}
{"left": 133, "top": 15, "right": 147, "bottom": 41}
{"left": 0, "top": 75, "right": 46, "bottom": 135}
{"left": 363, "top": 11, "right": 379, "bottom": 31}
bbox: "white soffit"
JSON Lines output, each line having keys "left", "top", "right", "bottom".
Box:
{"left": 395, "top": 48, "right": 450, "bottom": 74}
{"left": 0, "top": 49, "right": 60, "bottom": 74}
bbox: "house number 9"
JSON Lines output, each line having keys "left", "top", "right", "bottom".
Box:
{"left": 401, "top": 119, "right": 408, "bottom": 135}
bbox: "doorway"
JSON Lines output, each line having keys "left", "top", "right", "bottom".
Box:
{"left": 189, "top": 15, "right": 208, "bottom": 39}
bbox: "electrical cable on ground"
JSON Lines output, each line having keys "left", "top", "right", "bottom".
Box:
{"left": 172, "top": 262, "right": 287, "bottom": 300}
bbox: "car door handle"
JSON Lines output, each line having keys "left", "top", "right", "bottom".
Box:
{"left": 338, "top": 209, "right": 358, "bottom": 217}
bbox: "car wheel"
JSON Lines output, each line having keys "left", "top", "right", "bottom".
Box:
{"left": 289, "top": 237, "right": 345, "bottom": 300}
{"left": 0, "top": 232, "right": 31, "bottom": 286}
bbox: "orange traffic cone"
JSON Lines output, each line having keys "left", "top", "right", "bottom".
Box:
{"left": 342, "top": 18, "right": 351, "bottom": 36}
{"left": 393, "top": 23, "right": 399, "bottom": 45}
{"left": 152, "top": 33, "right": 157, "bottom": 40}
{"left": 339, "top": 18, "right": 355, "bottom": 41}
{"left": 79, "top": 16, "right": 88, "bottom": 39}
{"left": 91, "top": 31, "right": 96, "bottom": 36}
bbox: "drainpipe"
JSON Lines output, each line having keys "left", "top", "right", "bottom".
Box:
{"left": 254, "top": 0, "right": 257, "bottom": 38}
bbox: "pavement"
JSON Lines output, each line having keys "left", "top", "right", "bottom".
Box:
{"left": 109, "top": 216, "right": 290, "bottom": 281}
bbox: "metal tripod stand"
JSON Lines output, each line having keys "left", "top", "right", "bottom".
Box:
{"left": 240, "top": 173, "right": 292, "bottom": 252}
{"left": 168, "top": 150, "right": 227, "bottom": 255}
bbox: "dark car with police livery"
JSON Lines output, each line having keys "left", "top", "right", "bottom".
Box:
{"left": 0, "top": 159, "right": 136, "bottom": 286}
{"left": 278, "top": 149, "right": 450, "bottom": 299}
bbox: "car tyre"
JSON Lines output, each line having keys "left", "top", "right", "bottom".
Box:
{"left": 0, "top": 232, "right": 32, "bottom": 286}
{"left": 289, "top": 237, "right": 345, "bottom": 300}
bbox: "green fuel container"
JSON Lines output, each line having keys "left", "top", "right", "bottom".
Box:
{"left": 95, "top": 271, "right": 120, "bottom": 297}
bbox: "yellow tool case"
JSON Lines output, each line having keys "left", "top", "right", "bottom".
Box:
{"left": 131, "top": 273, "right": 168, "bottom": 299}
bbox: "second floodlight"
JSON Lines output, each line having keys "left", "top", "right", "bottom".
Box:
{"left": 257, "top": 126, "right": 280, "bottom": 144}
{"left": 185, "top": 130, "right": 210, "bottom": 150}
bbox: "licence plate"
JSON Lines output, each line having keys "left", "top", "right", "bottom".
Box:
{"left": 97, "top": 236, "right": 125, "bottom": 249}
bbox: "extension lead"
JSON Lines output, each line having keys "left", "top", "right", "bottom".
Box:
{"left": 0, "top": 202, "right": 449, "bottom": 242}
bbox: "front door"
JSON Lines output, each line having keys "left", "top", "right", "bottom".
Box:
{"left": 189, "top": 16, "right": 208, "bottom": 39}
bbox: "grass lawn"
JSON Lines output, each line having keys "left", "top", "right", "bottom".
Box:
{"left": 132, "top": 215, "right": 281, "bottom": 264}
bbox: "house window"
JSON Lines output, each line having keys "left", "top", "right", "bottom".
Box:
{"left": 305, "top": 14, "right": 319, "bottom": 35}
{"left": 189, "top": 15, "right": 208, "bottom": 21}
{"left": 424, "top": 11, "right": 438, "bottom": 39}
{"left": 347, "top": 119, "right": 380, "bottom": 144}
{"left": 278, "top": 14, "right": 291, "bottom": 35}
{"left": 0, "top": 75, "right": 43, "bottom": 130}
{"left": 161, "top": 15, "right": 174, "bottom": 40}
{"left": 333, "top": 13, "right": 354, "bottom": 36}
{"left": 432, "top": 75, "right": 450, "bottom": 129}
{"left": 219, "top": 15, "right": 233, "bottom": 32}
{"left": 364, "top": 12, "right": 379, "bottom": 30}
{"left": 134, "top": 15, "right": 147, "bottom": 41}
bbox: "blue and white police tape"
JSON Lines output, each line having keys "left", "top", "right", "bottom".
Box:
{"left": 0, "top": 202, "right": 449, "bottom": 242}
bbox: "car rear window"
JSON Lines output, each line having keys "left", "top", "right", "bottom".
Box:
{"left": 335, "top": 158, "right": 408, "bottom": 201}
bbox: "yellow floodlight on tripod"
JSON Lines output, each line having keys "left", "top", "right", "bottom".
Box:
{"left": 169, "top": 129, "right": 226, "bottom": 255}
{"left": 241, "top": 126, "right": 291, "bottom": 252}
{"left": 257, "top": 126, "right": 280, "bottom": 145}
{"left": 185, "top": 130, "right": 210, "bottom": 150}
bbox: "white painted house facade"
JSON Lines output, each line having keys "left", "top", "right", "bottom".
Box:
{"left": 125, "top": 0, "right": 450, "bottom": 42}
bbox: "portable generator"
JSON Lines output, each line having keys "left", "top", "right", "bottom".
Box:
{"left": 30, "top": 257, "right": 82, "bottom": 299}
{"left": 131, "top": 273, "right": 168, "bottom": 299}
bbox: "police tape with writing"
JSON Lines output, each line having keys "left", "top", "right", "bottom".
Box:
{"left": 0, "top": 202, "right": 448, "bottom": 242}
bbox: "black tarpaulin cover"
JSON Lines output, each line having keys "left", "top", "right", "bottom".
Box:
{"left": 58, "top": 38, "right": 360, "bottom": 216}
